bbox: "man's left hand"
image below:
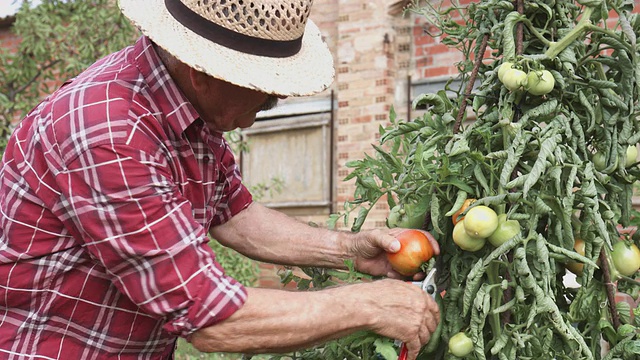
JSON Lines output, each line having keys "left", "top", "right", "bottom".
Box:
{"left": 347, "top": 228, "right": 440, "bottom": 279}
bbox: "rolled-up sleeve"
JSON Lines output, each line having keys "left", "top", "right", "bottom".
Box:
{"left": 57, "top": 142, "right": 247, "bottom": 337}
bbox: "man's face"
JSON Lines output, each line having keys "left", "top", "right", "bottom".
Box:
{"left": 195, "top": 76, "right": 281, "bottom": 132}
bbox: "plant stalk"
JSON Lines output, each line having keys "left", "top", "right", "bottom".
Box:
{"left": 544, "top": 6, "right": 594, "bottom": 59}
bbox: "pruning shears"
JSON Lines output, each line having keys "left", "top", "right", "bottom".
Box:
{"left": 397, "top": 268, "right": 438, "bottom": 360}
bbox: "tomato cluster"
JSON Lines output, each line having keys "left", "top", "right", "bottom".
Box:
{"left": 451, "top": 203, "right": 521, "bottom": 252}
{"left": 498, "top": 61, "right": 555, "bottom": 96}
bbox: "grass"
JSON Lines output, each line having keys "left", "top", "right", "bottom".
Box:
{"left": 174, "top": 338, "right": 273, "bottom": 360}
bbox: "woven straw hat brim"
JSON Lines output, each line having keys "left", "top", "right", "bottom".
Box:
{"left": 118, "top": 0, "right": 335, "bottom": 97}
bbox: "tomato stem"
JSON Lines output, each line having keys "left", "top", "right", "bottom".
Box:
{"left": 544, "top": 6, "right": 594, "bottom": 59}
{"left": 487, "top": 262, "right": 503, "bottom": 338}
{"left": 618, "top": 275, "right": 640, "bottom": 287}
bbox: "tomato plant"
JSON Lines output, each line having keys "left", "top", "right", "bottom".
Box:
{"left": 611, "top": 241, "right": 640, "bottom": 277}
{"left": 386, "top": 230, "right": 435, "bottom": 276}
{"left": 293, "top": 0, "right": 640, "bottom": 359}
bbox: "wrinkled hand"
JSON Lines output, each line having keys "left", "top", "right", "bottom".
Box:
{"left": 348, "top": 228, "right": 439, "bottom": 279}
{"left": 361, "top": 279, "right": 441, "bottom": 360}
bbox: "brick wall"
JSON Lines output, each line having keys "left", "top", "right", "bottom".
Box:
{"left": 317, "top": 0, "right": 414, "bottom": 230}
{"left": 0, "top": 26, "right": 20, "bottom": 51}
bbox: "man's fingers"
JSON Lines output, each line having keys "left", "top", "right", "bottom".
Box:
{"left": 405, "top": 340, "right": 422, "bottom": 360}
{"left": 422, "top": 230, "right": 440, "bottom": 255}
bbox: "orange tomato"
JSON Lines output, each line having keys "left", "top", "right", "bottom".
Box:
{"left": 452, "top": 199, "right": 475, "bottom": 226}
{"left": 566, "top": 239, "right": 586, "bottom": 275}
{"left": 386, "top": 230, "right": 435, "bottom": 276}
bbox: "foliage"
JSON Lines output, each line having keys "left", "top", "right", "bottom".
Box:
{"left": 295, "top": 0, "right": 640, "bottom": 359}
{"left": 0, "top": 0, "right": 138, "bottom": 153}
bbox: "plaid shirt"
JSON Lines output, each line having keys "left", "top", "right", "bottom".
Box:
{"left": 0, "top": 36, "right": 252, "bottom": 359}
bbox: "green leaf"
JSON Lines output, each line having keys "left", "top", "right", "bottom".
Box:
{"left": 374, "top": 338, "right": 398, "bottom": 360}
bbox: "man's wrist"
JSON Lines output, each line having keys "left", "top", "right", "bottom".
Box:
{"left": 332, "top": 230, "right": 358, "bottom": 270}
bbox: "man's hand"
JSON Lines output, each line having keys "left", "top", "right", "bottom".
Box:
{"left": 189, "top": 279, "right": 440, "bottom": 360}
{"left": 346, "top": 228, "right": 440, "bottom": 279}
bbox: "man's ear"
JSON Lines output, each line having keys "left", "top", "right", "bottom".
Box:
{"left": 189, "top": 68, "right": 210, "bottom": 93}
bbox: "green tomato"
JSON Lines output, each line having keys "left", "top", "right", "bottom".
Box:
{"left": 592, "top": 151, "right": 607, "bottom": 171}
{"left": 497, "top": 61, "right": 513, "bottom": 82}
{"left": 463, "top": 206, "right": 498, "bottom": 238}
{"left": 525, "top": 69, "right": 555, "bottom": 95}
{"left": 452, "top": 220, "right": 486, "bottom": 252}
{"left": 386, "top": 204, "right": 425, "bottom": 229}
{"left": 611, "top": 241, "right": 640, "bottom": 277}
{"left": 501, "top": 68, "right": 527, "bottom": 91}
{"left": 488, "top": 214, "right": 521, "bottom": 247}
{"left": 625, "top": 144, "right": 638, "bottom": 168}
{"left": 448, "top": 332, "right": 474, "bottom": 357}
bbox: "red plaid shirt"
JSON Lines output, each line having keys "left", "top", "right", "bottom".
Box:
{"left": 0, "top": 36, "right": 252, "bottom": 359}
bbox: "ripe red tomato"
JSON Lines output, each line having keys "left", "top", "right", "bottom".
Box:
{"left": 386, "top": 230, "right": 435, "bottom": 276}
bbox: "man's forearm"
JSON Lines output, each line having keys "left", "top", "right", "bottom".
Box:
{"left": 210, "top": 202, "right": 353, "bottom": 268}
{"left": 189, "top": 285, "right": 375, "bottom": 353}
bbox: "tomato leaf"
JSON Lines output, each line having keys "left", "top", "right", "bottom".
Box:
{"left": 373, "top": 338, "right": 398, "bottom": 360}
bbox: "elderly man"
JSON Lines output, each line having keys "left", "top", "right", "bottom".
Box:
{"left": 0, "top": 0, "right": 440, "bottom": 359}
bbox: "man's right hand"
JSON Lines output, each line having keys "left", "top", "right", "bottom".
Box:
{"left": 189, "top": 278, "right": 440, "bottom": 360}
{"left": 362, "top": 278, "right": 440, "bottom": 360}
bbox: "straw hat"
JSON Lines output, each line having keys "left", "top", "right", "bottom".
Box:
{"left": 118, "top": 0, "right": 335, "bottom": 97}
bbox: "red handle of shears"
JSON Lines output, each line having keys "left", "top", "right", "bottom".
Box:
{"left": 398, "top": 343, "right": 408, "bottom": 360}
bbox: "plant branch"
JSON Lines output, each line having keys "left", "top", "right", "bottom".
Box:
{"left": 453, "top": 33, "right": 489, "bottom": 134}
{"left": 544, "top": 6, "right": 594, "bottom": 59}
{"left": 598, "top": 248, "right": 621, "bottom": 330}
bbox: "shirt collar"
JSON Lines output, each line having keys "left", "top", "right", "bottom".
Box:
{"left": 132, "top": 36, "right": 201, "bottom": 136}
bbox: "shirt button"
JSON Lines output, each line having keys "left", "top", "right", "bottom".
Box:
{"left": 203, "top": 156, "right": 210, "bottom": 163}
